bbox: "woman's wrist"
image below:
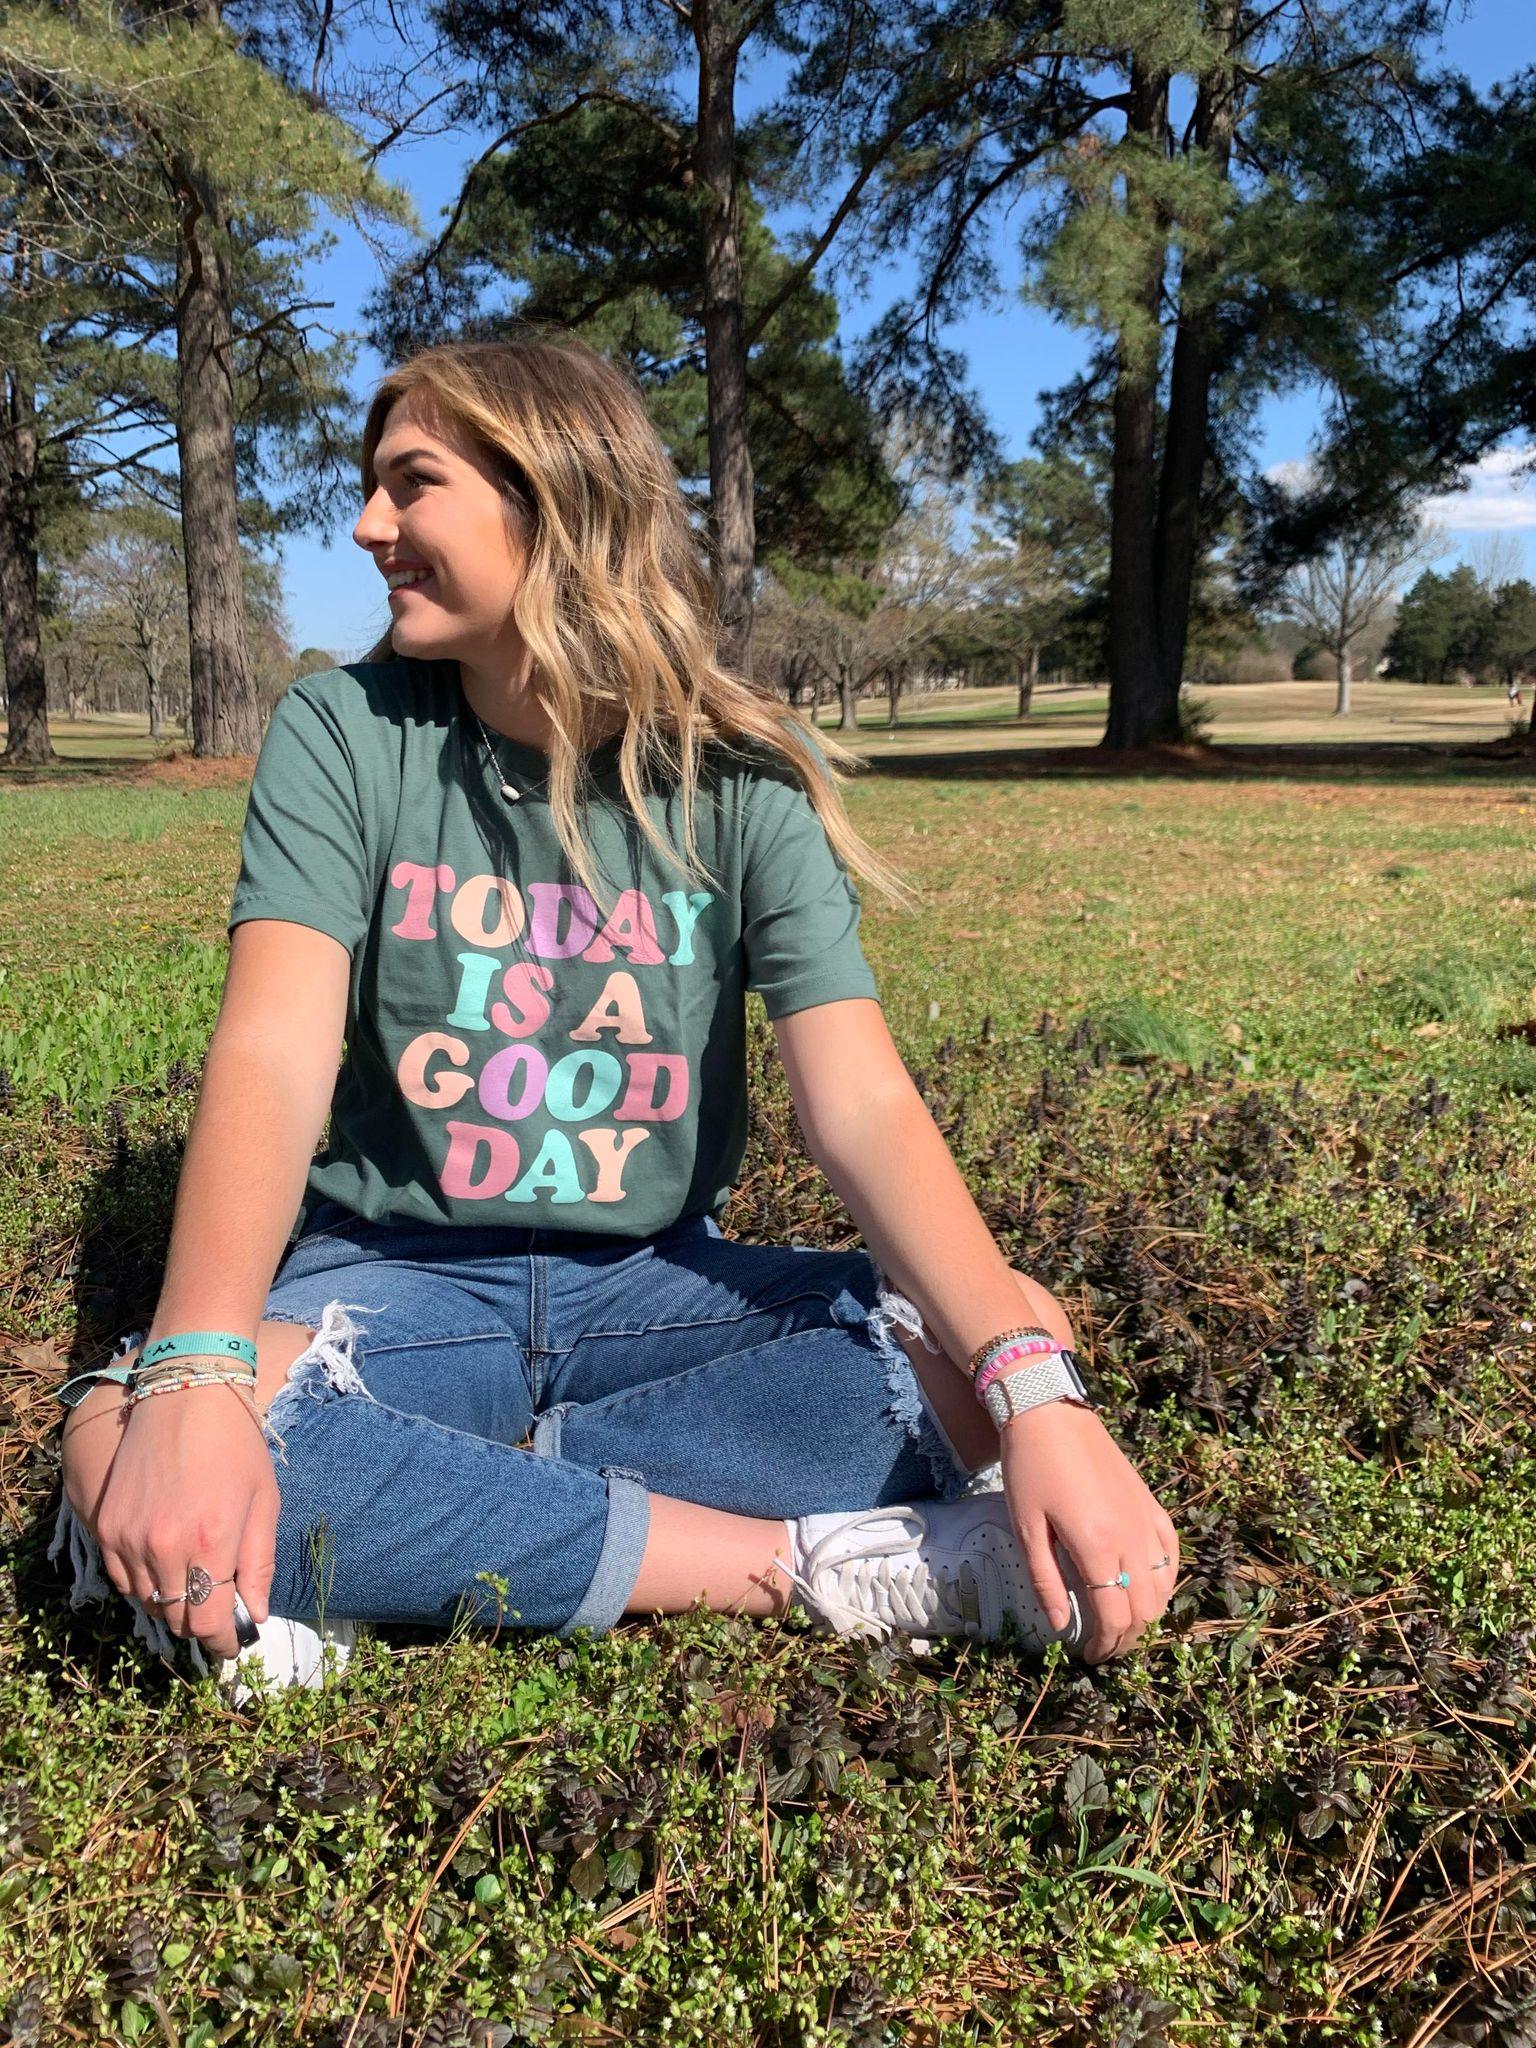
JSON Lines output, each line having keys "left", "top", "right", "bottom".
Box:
{"left": 122, "top": 1371, "right": 262, "bottom": 1419}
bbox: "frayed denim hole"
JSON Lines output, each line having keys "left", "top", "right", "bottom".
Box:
{"left": 262, "top": 1300, "right": 383, "bottom": 1467}
{"left": 848, "top": 1276, "right": 973, "bottom": 1504}
{"left": 865, "top": 1268, "right": 944, "bottom": 1355}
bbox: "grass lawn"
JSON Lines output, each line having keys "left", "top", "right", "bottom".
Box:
{"left": 1, "top": 734, "right": 1535, "bottom": 2046}
{"left": 812, "top": 677, "right": 1528, "bottom": 754}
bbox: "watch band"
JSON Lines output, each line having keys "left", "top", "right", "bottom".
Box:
{"left": 54, "top": 1362, "right": 137, "bottom": 1411}
{"left": 978, "top": 1351, "right": 1098, "bottom": 1430}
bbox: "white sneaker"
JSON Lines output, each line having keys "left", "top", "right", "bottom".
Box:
{"left": 218, "top": 1615, "right": 360, "bottom": 1705}
{"left": 778, "top": 1497, "right": 1084, "bottom": 1653}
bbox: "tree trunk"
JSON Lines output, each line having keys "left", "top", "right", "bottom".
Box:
{"left": 1152, "top": 0, "right": 1239, "bottom": 709}
{"left": 838, "top": 667, "right": 859, "bottom": 731}
{"left": 1017, "top": 646, "right": 1038, "bottom": 718}
{"left": 887, "top": 662, "right": 903, "bottom": 727}
{"left": 1334, "top": 643, "right": 1353, "bottom": 716}
{"left": 0, "top": 366, "right": 54, "bottom": 766}
{"left": 695, "top": 0, "right": 756, "bottom": 681}
{"left": 1103, "top": 62, "right": 1174, "bottom": 750}
{"left": 173, "top": 144, "right": 259, "bottom": 756}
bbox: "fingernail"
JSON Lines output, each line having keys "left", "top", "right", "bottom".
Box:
{"left": 1049, "top": 1607, "right": 1069, "bottom": 1630}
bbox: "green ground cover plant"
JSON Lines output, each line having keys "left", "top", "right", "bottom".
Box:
{"left": 2, "top": 753, "right": 1534, "bottom": 2045}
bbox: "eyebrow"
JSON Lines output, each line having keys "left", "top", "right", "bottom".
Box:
{"left": 376, "top": 446, "right": 448, "bottom": 475}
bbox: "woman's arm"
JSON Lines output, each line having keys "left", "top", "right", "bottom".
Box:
{"left": 62, "top": 918, "right": 351, "bottom": 1662}
{"left": 148, "top": 919, "right": 350, "bottom": 1337}
{"left": 773, "top": 1000, "right": 1029, "bottom": 1376}
{"left": 774, "top": 998, "right": 1181, "bottom": 1664}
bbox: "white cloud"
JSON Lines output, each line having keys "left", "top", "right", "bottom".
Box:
{"left": 1264, "top": 458, "right": 1316, "bottom": 494}
{"left": 1263, "top": 446, "right": 1536, "bottom": 543}
{"left": 1422, "top": 447, "right": 1536, "bottom": 532}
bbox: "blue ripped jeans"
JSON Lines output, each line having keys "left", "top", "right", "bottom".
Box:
{"left": 54, "top": 1204, "right": 994, "bottom": 1655}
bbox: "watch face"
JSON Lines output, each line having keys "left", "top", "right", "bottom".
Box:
{"left": 1061, "top": 1352, "right": 1095, "bottom": 1404}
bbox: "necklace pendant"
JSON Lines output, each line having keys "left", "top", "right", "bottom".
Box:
{"left": 500, "top": 782, "right": 521, "bottom": 802}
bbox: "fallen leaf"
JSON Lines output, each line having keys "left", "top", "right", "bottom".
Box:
{"left": 1411, "top": 1021, "right": 1446, "bottom": 1038}
{"left": 12, "top": 1338, "right": 67, "bottom": 1376}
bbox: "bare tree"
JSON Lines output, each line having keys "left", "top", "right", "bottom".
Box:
{"left": 64, "top": 508, "right": 189, "bottom": 738}
{"left": 1286, "top": 521, "right": 1437, "bottom": 716}
{"left": 757, "top": 489, "right": 970, "bottom": 735}
{"left": 1468, "top": 532, "right": 1524, "bottom": 595}
{"left": 966, "top": 522, "right": 1072, "bottom": 718}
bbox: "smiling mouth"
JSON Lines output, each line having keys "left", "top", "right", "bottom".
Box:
{"left": 385, "top": 567, "right": 434, "bottom": 594}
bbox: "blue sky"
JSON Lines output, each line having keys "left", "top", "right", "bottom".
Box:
{"left": 279, "top": 0, "right": 1536, "bottom": 658}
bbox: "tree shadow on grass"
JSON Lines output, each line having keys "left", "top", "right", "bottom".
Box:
{"left": 847, "top": 733, "right": 1536, "bottom": 788}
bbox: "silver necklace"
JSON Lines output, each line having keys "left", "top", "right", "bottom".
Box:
{"left": 471, "top": 707, "right": 526, "bottom": 803}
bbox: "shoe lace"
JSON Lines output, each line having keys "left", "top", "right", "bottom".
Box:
{"left": 776, "top": 1507, "right": 985, "bottom": 1643}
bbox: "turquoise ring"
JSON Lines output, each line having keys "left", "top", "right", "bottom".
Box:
{"left": 1086, "top": 1569, "right": 1133, "bottom": 1591}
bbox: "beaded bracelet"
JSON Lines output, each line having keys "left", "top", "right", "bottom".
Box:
{"left": 133, "top": 1354, "right": 256, "bottom": 1382}
{"left": 129, "top": 1362, "right": 256, "bottom": 1397}
{"left": 965, "top": 1324, "right": 1057, "bottom": 1381}
{"left": 125, "top": 1371, "right": 259, "bottom": 1411}
{"left": 973, "top": 1335, "right": 1064, "bottom": 1399}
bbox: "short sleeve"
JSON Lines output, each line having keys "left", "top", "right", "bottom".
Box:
{"left": 228, "top": 679, "right": 370, "bottom": 954}
{"left": 741, "top": 759, "right": 880, "bottom": 1021}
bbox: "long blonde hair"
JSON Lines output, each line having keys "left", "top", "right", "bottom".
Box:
{"left": 359, "top": 332, "right": 919, "bottom": 920}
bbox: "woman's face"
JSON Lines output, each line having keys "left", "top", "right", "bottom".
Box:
{"left": 353, "top": 397, "right": 530, "bottom": 670}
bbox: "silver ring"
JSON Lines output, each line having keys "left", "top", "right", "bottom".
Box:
{"left": 1084, "top": 1554, "right": 1174, "bottom": 1592}
{"left": 231, "top": 1592, "right": 260, "bottom": 1650}
{"left": 148, "top": 1566, "right": 234, "bottom": 1608}
{"left": 187, "top": 1565, "right": 236, "bottom": 1608}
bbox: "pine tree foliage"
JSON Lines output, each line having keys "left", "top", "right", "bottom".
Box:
{"left": 783, "top": 0, "right": 1463, "bottom": 745}
{"left": 2, "top": 1, "right": 402, "bottom": 234}
{"left": 0, "top": 0, "right": 411, "bottom": 757}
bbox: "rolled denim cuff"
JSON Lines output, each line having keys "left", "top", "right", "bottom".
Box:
{"left": 556, "top": 1463, "right": 650, "bottom": 1638}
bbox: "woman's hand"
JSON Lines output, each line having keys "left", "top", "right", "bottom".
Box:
{"left": 61, "top": 1382, "right": 279, "bottom": 1663}
{"left": 997, "top": 1402, "right": 1179, "bottom": 1663}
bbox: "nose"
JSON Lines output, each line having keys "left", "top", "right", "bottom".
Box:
{"left": 353, "top": 485, "right": 396, "bottom": 554}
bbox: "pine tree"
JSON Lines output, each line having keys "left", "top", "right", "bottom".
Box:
{"left": 1384, "top": 565, "right": 1495, "bottom": 684}
{"left": 0, "top": 30, "right": 177, "bottom": 763}
{"left": 1489, "top": 579, "right": 1536, "bottom": 687}
{"left": 809, "top": 0, "right": 1461, "bottom": 747}
{"left": 385, "top": 0, "right": 1021, "bottom": 680}
{"left": 1, "top": 0, "right": 406, "bottom": 756}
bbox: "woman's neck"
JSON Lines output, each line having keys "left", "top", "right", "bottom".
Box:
{"left": 457, "top": 652, "right": 559, "bottom": 754}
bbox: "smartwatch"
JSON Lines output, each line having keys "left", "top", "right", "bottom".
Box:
{"left": 978, "top": 1349, "right": 1099, "bottom": 1430}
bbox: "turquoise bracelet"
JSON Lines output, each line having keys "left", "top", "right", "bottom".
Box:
{"left": 140, "top": 1331, "right": 259, "bottom": 1372}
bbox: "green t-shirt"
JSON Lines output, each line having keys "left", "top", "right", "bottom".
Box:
{"left": 228, "top": 659, "right": 880, "bottom": 1240}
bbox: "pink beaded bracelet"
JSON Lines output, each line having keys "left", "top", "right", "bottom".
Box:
{"left": 973, "top": 1334, "right": 1064, "bottom": 1399}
